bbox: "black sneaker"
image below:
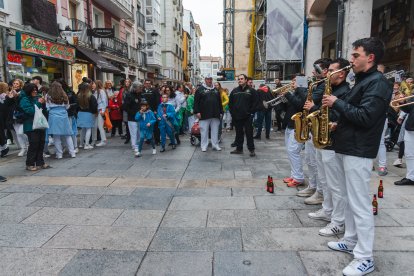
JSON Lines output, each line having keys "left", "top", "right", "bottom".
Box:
{"left": 160, "top": 147, "right": 166, "bottom": 152}
{"left": 253, "top": 136, "right": 261, "bottom": 140}
{"left": 0, "top": 147, "right": 9, "bottom": 158}
{"left": 249, "top": 150, "right": 256, "bottom": 157}
{"left": 231, "top": 142, "right": 237, "bottom": 147}
{"left": 172, "top": 144, "right": 176, "bottom": 149}
{"left": 0, "top": 175, "right": 7, "bottom": 182}
{"left": 395, "top": 178, "right": 414, "bottom": 185}
{"left": 230, "top": 149, "right": 243, "bottom": 154}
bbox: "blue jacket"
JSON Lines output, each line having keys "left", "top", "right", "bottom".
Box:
{"left": 157, "top": 102, "right": 178, "bottom": 130}
{"left": 135, "top": 110, "right": 156, "bottom": 139}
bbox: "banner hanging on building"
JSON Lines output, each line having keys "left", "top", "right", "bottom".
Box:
{"left": 266, "top": 0, "right": 304, "bottom": 61}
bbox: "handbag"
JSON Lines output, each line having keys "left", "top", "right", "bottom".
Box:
{"left": 32, "top": 105, "right": 49, "bottom": 130}
{"left": 103, "top": 109, "right": 112, "bottom": 131}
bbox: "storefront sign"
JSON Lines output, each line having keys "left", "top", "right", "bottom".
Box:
{"left": 71, "top": 63, "right": 88, "bottom": 93}
{"left": 7, "top": 52, "right": 23, "bottom": 64}
{"left": 16, "top": 32, "right": 75, "bottom": 62}
{"left": 60, "top": 31, "right": 83, "bottom": 46}
{"left": 87, "top": 28, "right": 114, "bottom": 38}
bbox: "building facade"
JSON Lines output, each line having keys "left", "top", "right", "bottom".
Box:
{"left": 200, "top": 55, "right": 223, "bottom": 81}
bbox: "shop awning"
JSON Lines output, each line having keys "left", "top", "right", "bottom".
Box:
{"left": 75, "top": 46, "right": 121, "bottom": 73}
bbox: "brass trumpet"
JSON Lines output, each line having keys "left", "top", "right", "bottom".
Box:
{"left": 263, "top": 83, "right": 293, "bottom": 109}
{"left": 390, "top": 95, "right": 414, "bottom": 108}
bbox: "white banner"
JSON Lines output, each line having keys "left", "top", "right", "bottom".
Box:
{"left": 60, "top": 31, "right": 83, "bottom": 45}
{"left": 266, "top": 0, "right": 304, "bottom": 61}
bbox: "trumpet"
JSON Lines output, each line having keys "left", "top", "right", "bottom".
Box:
{"left": 263, "top": 83, "right": 293, "bottom": 109}
{"left": 390, "top": 95, "right": 414, "bottom": 108}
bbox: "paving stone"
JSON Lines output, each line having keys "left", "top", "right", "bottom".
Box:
{"left": 169, "top": 196, "right": 255, "bottom": 210}
{"left": 383, "top": 209, "right": 414, "bottom": 226}
{"left": 46, "top": 176, "right": 116, "bottom": 186}
{"left": 113, "top": 210, "right": 165, "bottom": 227}
{"left": 0, "top": 247, "right": 77, "bottom": 276}
{"left": 214, "top": 251, "right": 307, "bottom": 276}
{"left": 294, "top": 210, "right": 330, "bottom": 227}
{"left": 137, "top": 252, "right": 212, "bottom": 276}
{"left": 0, "top": 193, "right": 45, "bottom": 207}
{"left": 22, "top": 207, "right": 123, "bottom": 226}
{"left": 175, "top": 187, "right": 231, "bottom": 197}
{"left": 232, "top": 186, "right": 299, "bottom": 196}
{"left": 0, "top": 184, "right": 10, "bottom": 191}
{"left": 149, "top": 227, "right": 242, "bottom": 251}
{"left": 131, "top": 187, "right": 176, "bottom": 197}
{"left": 374, "top": 227, "right": 414, "bottom": 251}
{"left": 372, "top": 194, "right": 413, "bottom": 209}
{"left": 0, "top": 193, "right": 10, "bottom": 199}
{"left": 242, "top": 227, "right": 331, "bottom": 251}
{"left": 110, "top": 178, "right": 179, "bottom": 188}
{"left": 234, "top": 170, "right": 252, "bottom": 179}
{"left": 206, "top": 179, "right": 260, "bottom": 188}
{"left": 373, "top": 209, "right": 401, "bottom": 226}
{"left": 0, "top": 223, "right": 64, "bottom": 247}
{"left": 44, "top": 225, "right": 156, "bottom": 250}
{"left": 161, "top": 210, "right": 208, "bottom": 227}
{"left": 28, "top": 194, "right": 101, "bottom": 208}
{"left": 0, "top": 206, "right": 41, "bottom": 223}
{"left": 146, "top": 170, "right": 184, "bottom": 179}
{"left": 178, "top": 179, "right": 207, "bottom": 188}
{"left": 34, "top": 169, "right": 96, "bottom": 177}
{"left": 298, "top": 250, "right": 353, "bottom": 276}
{"left": 61, "top": 186, "right": 135, "bottom": 195}
{"left": 93, "top": 195, "right": 172, "bottom": 210}
{"left": 60, "top": 250, "right": 145, "bottom": 276}
{"left": 1, "top": 184, "right": 69, "bottom": 194}
{"left": 255, "top": 195, "right": 320, "bottom": 210}
{"left": 207, "top": 210, "right": 302, "bottom": 228}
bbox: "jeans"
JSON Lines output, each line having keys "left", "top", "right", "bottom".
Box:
{"left": 255, "top": 109, "right": 272, "bottom": 137}
{"left": 160, "top": 127, "right": 175, "bottom": 147}
{"left": 26, "top": 129, "right": 45, "bottom": 166}
{"left": 138, "top": 137, "right": 155, "bottom": 151}
{"left": 233, "top": 116, "right": 254, "bottom": 151}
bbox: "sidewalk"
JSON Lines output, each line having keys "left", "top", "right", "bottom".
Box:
{"left": 0, "top": 131, "right": 413, "bottom": 275}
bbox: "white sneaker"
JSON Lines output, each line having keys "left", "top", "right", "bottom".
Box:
{"left": 296, "top": 186, "right": 316, "bottom": 197}
{"left": 78, "top": 145, "right": 84, "bottom": 149}
{"left": 213, "top": 146, "right": 222, "bottom": 151}
{"left": 84, "top": 144, "right": 94, "bottom": 150}
{"left": 17, "top": 148, "right": 26, "bottom": 157}
{"left": 6, "top": 139, "right": 12, "bottom": 145}
{"left": 393, "top": 158, "right": 403, "bottom": 167}
{"left": 135, "top": 151, "right": 141, "bottom": 157}
{"left": 152, "top": 149, "right": 156, "bottom": 155}
{"left": 201, "top": 148, "right": 207, "bottom": 152}
{"left": 308, "top": 208, "right": 331, "bottom": 221}
{"left": 48, "top": 137, "right": 54, "bottom": 146}
{"left": 70, "top": 153, "right": 76, "bottom": 158}
{"left": 304, "top": 191, "right": 324, "bottom": 205}
{"left": 96, "top": 141, "right": 106, "bottom": 147}
{"left": 342, "top": 258, "right": 374, "bottom": 276}
{"left": 74, "top": 148, "right": 79, "bottom": 153}
{"left": 43, "top": 153, "right": 51, "bottom": 158}
{"left": 319, "top": 223, "right": 345, "bottom": 236}
{"left": 55, "top": 155, "right": 63, "bottom": 159}
{"left": 327, "top": 239, "right": 355, "bottom": 254}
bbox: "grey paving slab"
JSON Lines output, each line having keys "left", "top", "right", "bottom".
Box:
{"left": 161, "top": 210, "right": 208, "bottom": 227}
{"left": 151, "top": 159, "right": 189, "bottom": 170}
{"left": 255, "top": 195, "right": 320, "bottom": 210}
{"left": 60, "top": 186, "right": 135, "bottom": 195}
{"left": 374, "top": 227, "right": 414, "bottom": 251}
{"left": 93, "top": 195, "right": 172, "bottom": 210}
{"left": 242, "top": 227, "right": 331, "bottom": 251}
{"left": 169, "top": 196, "right": 255, "bottom": 210}
{"left": 0, "top": 185, "right": 10, "bottom": 191}
{"left": 234, "top": 170, "right": 253, "bottom": 179}
{"left": 28, "top": 193, "right": 101, "bottom": 208}
{"left": 146, "top": 170, "right": 184, "bottom": 179}
{"left": 373, "top": 210, "right": 401, "bottom": 226}
{"left": 232, "top": 186, "right": 299, "bottom": 196}
{"left": 149, "top": 227, "right": 242, "bottom": 251}
{"left": 44, "top": 225, "right": 156, "bottom": 250}
{"left": 0, "top": 247, "right": 77, "bottom": 276}
{"left": 22, "top": 207, "right": 123, "bottom": 226}
{"left": 372, "top": 194, "right": 413, "bottom": 209}
{"left": 294, "top": 209, "right": 331, "bottom": 227}
{"left": 214, "top": 251, "right": 307, "bottom": 276}
{"left": 137, "top": 252, "right": 212, "bottom": 276}
{"left": 34, "top": 169, "right": 95, "bottom": 177}
{"left": 112, "top": 210, "right": 165, "bottom": 227}
{"left": 178, "top": 179, "right": 206, "bottom": 188}
{"left": 131, "top": 187, "right": 176, "bottom": 197}
{"left": 0, "top": 223, "right": 64, "bottom": 247}
{"left": 0, "top": 193, "right": 45, "bottom": 207}
{"left": 0, "top": 184, "right": 69, "bottom": 193}
{"left": 0, "top": 192, "right": 10, "bottom": 199}
{"left": 383, "top": 209, "right": 414, "bottom": 226}
{"left": 0, "top": 206, "right": 41, "bottom": 223}
{"left": 60, "top": 250, "right": 145, "bottom": 276}
{"left": 174, "top": 187, "right": 231, "bottom": 197}
{"left": 207, "top": 210, "right": 302, "bottom": 228}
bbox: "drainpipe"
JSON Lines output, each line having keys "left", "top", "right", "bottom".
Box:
{"left": 335, "top": 0, "right": 346, "bottom": 58}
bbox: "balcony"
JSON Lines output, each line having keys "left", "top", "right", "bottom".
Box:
{"left": 93, "top": 0, "right": 133, "bottom": 19}
{"left": 68, "top": 18, "right": 92, "bottom": 47}
{"left": 98, "top": 36, "right": 129, "bottom": 59}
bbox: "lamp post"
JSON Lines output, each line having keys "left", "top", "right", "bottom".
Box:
{"left": 137, "top": 30, "right": 158, "bottom": 50}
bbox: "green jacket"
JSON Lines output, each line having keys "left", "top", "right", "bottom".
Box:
{"left": 186, "top": 94, "right": 194, "bottom": 115}
{"left": 19, "top": 91, "right": 42, "bottom": 133}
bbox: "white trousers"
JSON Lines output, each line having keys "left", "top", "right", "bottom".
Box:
{"left": 54, "top": 135, "right": 75, "bottom": 156}
{"left": 305, "top": 139, "right": 318, "bottom": 190}
{"left": 316, "top": 149, "right": 329, "bottom": 210}
{"left": 188, "top": 115, "right": 196, "bottom": 130}
{"left": 80, "top": 128, "right": 92, "bottom": 147}
{"left": 404, "top": 130, "right": 414, "bottom": 181}
{"left": 322, "top": 149, "right": 345, "bottom": 226}
{"left": 224, "top": 111, "right": 232, "bottom": 128}
{"left": 377, "top": 119, "right": 388, "bottom": 167}
{"left": 128, "top": 121, "right": 140, "bottom": 150}
{"left": 92, "top": 115, "right": 107, "bottom": 143}
{"left": 13, "top": 123, "right": 28, "bottom": 149}
{"left": 335, "top": 153, "right": 374, "bottom": 259}
{"left": 284, "top": 128, "right": 304, "bottom": 181}
{"left": 199, "top": 118, "right": 220, "bottom": 150}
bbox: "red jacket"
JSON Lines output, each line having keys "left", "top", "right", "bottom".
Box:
{"left": 108, "top": 98, "right": 122, "bottom": 120}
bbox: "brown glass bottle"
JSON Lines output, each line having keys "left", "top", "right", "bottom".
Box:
{"left": 372, "top": 194, "right": 378, "bottom": 215}
{"left": 378, "top": 180, "right": 384, "bottom": 198}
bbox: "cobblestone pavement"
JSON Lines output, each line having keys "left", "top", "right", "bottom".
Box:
{"left": 0, "top": 131, "right": 413, "bottom": 275}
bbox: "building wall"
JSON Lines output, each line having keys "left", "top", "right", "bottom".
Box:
{"left": 233, "top": 0, "right": 251, "bottom": 76}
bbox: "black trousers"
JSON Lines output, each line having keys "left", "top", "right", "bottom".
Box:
{"left": 233, "top": 117, "right": 254, "bottom": 151}
{"left": 154, "top": 121, "right": 160, "bottom": 144}
{"left": 0, "top": 117, "right": 6, "bottom": 146}
{"left": 111, "top": 120, "right": 123, "bottom": 135}
{"left": 275, "top": 108, "right": 284, "bottom": 130}
{"left": 26, "top": 129, "right": 45, "bottom": 166}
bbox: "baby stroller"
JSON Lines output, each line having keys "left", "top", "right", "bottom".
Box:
{"left": 190, "top": 119, "right": 201, "bottom": 146}
{"left": 385, "top": 107, "right": 401, "bottom": 152}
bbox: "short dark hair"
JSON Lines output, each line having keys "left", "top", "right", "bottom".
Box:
{"left": 313, "top": 58, "right": 332, "bottom": 70}
{"left": 246, "top": 77, "right": 253, "bottom": 82}
{"left": 352, "top": 37, "right": 385, "bottom": 64}
{"left": 331, "top": 58, "right": 350, "bottom": 70}
{"left": 82, "top": 77, "right": 91, "bottom": 84}
{"left": 144, "top": 79, "right": 152, "bottom": 84}
{"left": 23, "top": 83, "right": 38, "bottom": 95}
{"left": 32, "top": 76, "right": 43, "bottom": 84}
{"left": 238, "top": 74, "right": 248, "bottom": 80}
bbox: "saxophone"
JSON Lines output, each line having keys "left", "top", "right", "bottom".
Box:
{"left": 307, "top": 64, "right": 354, "bottom": 149}
{"left": 291, "top": 79, "right": 325, "bottom": 143}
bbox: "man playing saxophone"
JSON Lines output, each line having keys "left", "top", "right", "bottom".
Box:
{"left": 322, "top": 37, "right": 392, "bottom": 276}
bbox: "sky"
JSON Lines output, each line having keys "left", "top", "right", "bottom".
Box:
{"left": 182, "top": 0, "right": 223, "bottom": 58}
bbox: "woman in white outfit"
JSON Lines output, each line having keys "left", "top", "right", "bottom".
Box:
{"left": 10, "top": 79, "right": 29, "bottom": 156}
{"left": 91, "top": 80, "right": 108, "bottom": 147}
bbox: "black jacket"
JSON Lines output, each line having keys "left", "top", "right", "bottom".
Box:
{"left": 142, "top": 88, "right": 160, "bottom": 112}
{"left": 284, "top": 87, "right": 307, "bottom": 129}
{"left": 193, "top": 85, "right": 222, "bottom": 120}
{"left": 400, "top": 100, "right": 414, "bottom": 131}
{"left": 257, "top": 86, "right": 274, "bottom": 111}
{"left": 229, "top": 85, "right": 259, "bottom": 120}
{"left": 78, "top": 95, "right": 98, "bottom": 114}
{"left": 124, "top": 92, "right": 142, "bottom": 121}
{"left": 331, "top": 66, "right": 392, "bottom": 158}
{"left": 309, "top": 82, "right": 325, "bottom": 113}
{"left": 66, "top": 88, "right": 78, "bottom": 117}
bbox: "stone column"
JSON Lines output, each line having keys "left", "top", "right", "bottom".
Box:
{"left": 342, "top": 0, "right": 373, "bottom": 60}
{"left": 305, "top": 16, "right": 325, "bottom": 76}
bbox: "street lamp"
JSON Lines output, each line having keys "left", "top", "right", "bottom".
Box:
{"left": 137, "top": 30, "right": 158, "bottom": 50}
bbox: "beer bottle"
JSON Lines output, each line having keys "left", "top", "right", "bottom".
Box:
{"left": 269, "top": 176, "right": 274, "bottom": 194}
{"left": 378, "top": 180, "right": 384, "bottom": 198}
{"left": 266, "top": 175, "right": 270, "bottom": 192}
{"left": 372, "top": 194, "right": 378, "bottom": 215}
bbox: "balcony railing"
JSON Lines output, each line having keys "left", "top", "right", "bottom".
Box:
{"left": 137, "top": 11, "right": 145, "bottom": 30}
{"left": 98, "top": 37, "right": 128, "bottom": 59}
{"left": 68, "top": 18, "right": 92, "bottom": 47}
